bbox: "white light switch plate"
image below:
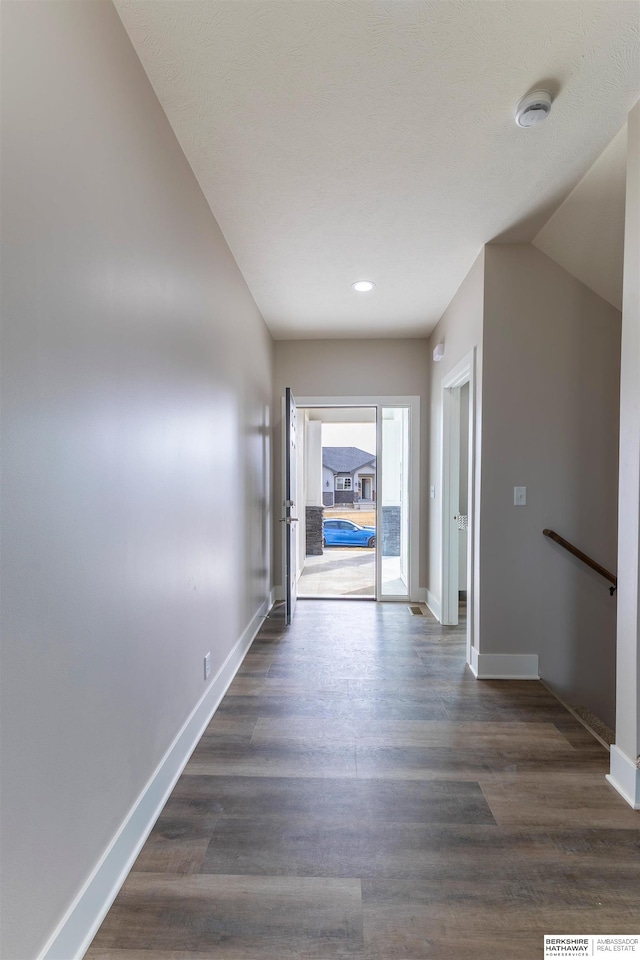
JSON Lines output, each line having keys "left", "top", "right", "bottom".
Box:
{"left": 514, "top": 486, "right": 527, "bottom": 506}
{"left": 430, "top": 485, "right": 435, "bottom": 499}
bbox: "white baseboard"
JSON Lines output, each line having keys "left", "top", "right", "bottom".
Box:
{"left": 425, "top": 590, "right": 441, "bottom": 623}
{"left": 606, "top": 744, "right": 640, "bottom": 809}
{"left": 469, "top": 649, "right": 539, "bottom": 680}
{"left": 273, "top": 584, "right": 284, "bottom": 601}
{"left": 413, "top": 587, "right": 428, "bottom": 604}
{"left": 39, "top": 595, "right": 271, "bottom": 960}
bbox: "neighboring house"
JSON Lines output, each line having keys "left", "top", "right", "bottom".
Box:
{"left": 322, "top": 446, "right": 376, "bottom": 507}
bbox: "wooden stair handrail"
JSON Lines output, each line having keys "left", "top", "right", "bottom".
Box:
{"left": 543, "top": 529, "right": 617, "bottom": 594}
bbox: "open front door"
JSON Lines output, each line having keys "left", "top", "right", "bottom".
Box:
{"left": 284, "top": 388, "right": 298, "bottom": 624}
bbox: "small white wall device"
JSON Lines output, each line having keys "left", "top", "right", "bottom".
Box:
{"left": 433, "top": 343, "right": 445, "bottom": 362}
{"left": 514, "top": 486, "right": 527, "bottom": 506}
{"left": 514, "top": 90, "right": 552, "bottom": 127}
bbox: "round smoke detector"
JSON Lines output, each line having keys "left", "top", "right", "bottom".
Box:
{"left": 515, "top": 89, "right": 552, "bottom": 127}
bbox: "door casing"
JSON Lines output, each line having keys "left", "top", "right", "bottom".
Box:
{"left": 441, "top": 351, "right": 476, "bottom": 665}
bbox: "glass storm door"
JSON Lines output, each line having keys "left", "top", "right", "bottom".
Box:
{"left": 378, "top": 406, "right": 410, "bottom": 598}
{"left": 284, "top": 387, "right": 298, "bottom": 624}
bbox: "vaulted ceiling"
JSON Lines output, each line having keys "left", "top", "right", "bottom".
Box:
{"left": 533, "top": 124, "right": 628, "bottom": 311}
{"left": 115, "top": 1, "right": 639, "bottom": 339}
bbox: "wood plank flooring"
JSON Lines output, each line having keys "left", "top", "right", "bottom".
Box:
{"left": 86, "top": 601, "right": 639, "bottom": 960}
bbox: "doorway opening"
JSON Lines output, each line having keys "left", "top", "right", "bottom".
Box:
{"left": 458, "top": 382, "right": 469, "bottom": 609}
{"left": 441, "top": 352, "right": 475, "bottom": 664}
{"left": 282, "top": 394, "right": 419, "bottom": 620}
{"left": 298, "top": 407, "right": 377, "bottom": 599}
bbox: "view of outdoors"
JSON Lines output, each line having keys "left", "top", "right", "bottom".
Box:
{"left": 298, "top": 417, "right": 377, "bottom": 598}
{"left": 297, "top": 409, "right": 410, "bottom": 599}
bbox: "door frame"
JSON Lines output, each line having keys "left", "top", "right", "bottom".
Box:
{"left": 441, "top": 351, "right": 475, "bottom": 664}
{"left": 293, "top": 395, "right": 421, "bottom": 602}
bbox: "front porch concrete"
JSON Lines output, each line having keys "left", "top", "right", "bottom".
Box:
{"left": 298, "top": 549, "right": 407, "bottom": 598}
{"left": 299, "top": 548, "right": 375, "bottom": 597}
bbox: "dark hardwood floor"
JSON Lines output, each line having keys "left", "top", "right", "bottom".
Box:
{"left": 86, "top": 601, "right": 639, "bottom": 960}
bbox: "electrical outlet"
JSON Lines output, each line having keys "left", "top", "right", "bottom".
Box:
{"left": 204, "top": 652, "right": 211, "bottom": 680}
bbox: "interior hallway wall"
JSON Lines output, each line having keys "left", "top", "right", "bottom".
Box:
{"left": 481, "top": 244, "right": 621, "bottom": 727}
{"left": 0, "top": 4, "right": 273, "bottom": 958}
{"left": 272, "top": 339, "right": 430, "bottom": 591}
{"left": 613, "top": 99, "right": 640, "bottom": 789}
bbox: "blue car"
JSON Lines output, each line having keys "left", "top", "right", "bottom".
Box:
{"left": 323, "top": 518, "right": 376, "bottom": 548}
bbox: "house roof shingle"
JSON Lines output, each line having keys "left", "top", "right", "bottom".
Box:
{"left": 322, "top": 446, "right": 376, "bottom": 474}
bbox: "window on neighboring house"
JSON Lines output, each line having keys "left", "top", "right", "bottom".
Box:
{"left": 335, "top": 477, "right": 352, "bottom": 491}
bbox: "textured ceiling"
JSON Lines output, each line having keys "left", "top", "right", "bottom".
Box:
{"left": 115, "top": 0, "right": 639, "bottom": 339}
{"left": 533, "top": 125, "right": 627, "bottom": 311}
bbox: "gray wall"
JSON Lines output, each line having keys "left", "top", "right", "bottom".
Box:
{"left": 481, "top": 244, "right": 621, "bottom": 725}
{"left": 613, "top": 100, "right": 639, "bottom": 764}
{"left": 273, "top": 339, "right": 430, "bottom": 589}
{"left": 427, "top": 244, "right": 620, "bottom": 724}
{"left": 0, "top": 4, "right": 273, "bottom": 958}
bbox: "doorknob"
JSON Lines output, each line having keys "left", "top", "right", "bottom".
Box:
{"left": 279, "top": 517, "right": 299, "bottom": 523}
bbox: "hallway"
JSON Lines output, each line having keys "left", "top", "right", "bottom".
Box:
{"left": 86, "top": 602, "right": 639, "bottom": 959}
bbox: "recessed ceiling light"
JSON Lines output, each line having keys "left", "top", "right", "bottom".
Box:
{"left": 352, "top": 280, "right": 375, "bottom": 292}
